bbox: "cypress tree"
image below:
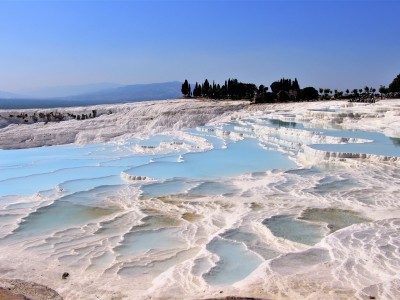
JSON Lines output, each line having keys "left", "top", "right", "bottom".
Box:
{"left": 389, "top": 74, "right": 400, "bottom": 92}
{"left": 293, "top": 78, "right": 300, "bottom": 90}
{"left": 181, "top": 80, "right": 190, "bottom": 96}
{"left": 203, "top": 79, "right": 210, "bottom": 97}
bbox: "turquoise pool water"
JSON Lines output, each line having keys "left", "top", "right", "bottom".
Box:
{"left": 125, "top": 139, "right": 294, "bottom": 180}
{"left": 0, "top": 115, "right": 396, "bottom": 289}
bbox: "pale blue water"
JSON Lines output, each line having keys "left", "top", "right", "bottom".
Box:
{"left": 125, "top": 139, "right": 294, "bottom": 180}
{"left": 299, "top": 208, "right": 368, "bottom": 233}
{"left": 188, "top": 181, "right": 239, "bottom": 196}
{"left": 264, "top": 119, "right": 300, "bottom": 129}
{"left": 59, "top": 175, "right": 123, "bottom": 194}
{"left": 313, "top": 127, "right": 400, "bottom": 157}
{"left": 184, "top": 128, "right": 226, "bottom": 149}
{"left": 312, "top": 133, "right": 400, "bottom": 157}
{"left": 140, "top": 179, "right": 198, "bottom": 198}
{"left": 221, "top": 229, "right": 279, "bottom": 260}
{"left": 308, "top": 108, "right": 338, "bottom": 112}
{"left": 253, "top": 118, "right": 400, "bottom": 157}
{"left": 99, "top": 155, "right": 154, "bottom": 167}
{"left": 116, "top": 228, "right": 184, "bottom": 256}
{"left": 263, "top": 215, "right": 325, "bottom": 246}
{"left": 140, "top": 180, "right": 239, "bottom": 198}
{"left": 0, "top": 144, "right": 98, "bottom": 167}
{"left": 313, "top": 176, "right": 358, "bottom": 195}
{"left": 203, "top": 236, "right": 263, "bottom": 285}
{"left": 0, "top": 116, "right": 397, "bottom": 287}
{"left": 4, "top": 185, "right": 121, "bottom": 239}
{"left": 0, "top": 165, "right": 125, "bottom": 196}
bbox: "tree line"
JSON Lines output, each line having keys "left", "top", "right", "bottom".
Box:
{"left": 182, "top": 78, "right": 258, "bottom": 100}
{"left": 7, "top": 109, "right": 100, "bottom": 124}
{"left": 181, "top": 73, "right": 400, "bottom": 103}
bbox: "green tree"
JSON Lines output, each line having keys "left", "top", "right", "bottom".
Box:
{"left": 277, "top": 90, "right": 290, "bottom": 102}
{"left": 202, "top": 79, "right": 210, "bottom": 97}
{"left": 181, "top": 80, "right": 190, "bottom": 97}
{"left": 293, "top": 78, "right": 300, "bottom": 90}
{"left": 323, "top": 89, "right": 331, "bottom": 98}
{"left": 300, "top": 87, "right": 319, "bottom": 101}
{"left": 389, "top": 74, "right": 400, "bottom": 92}
{"left": 379, "top": 85, "right": 389, "bottom": 94}
{"left": 193, "top": 82, "right": 201, "bottom": 97}
{"left": 270, "top": 81, "right": 282, "bottom": 94}
{"left": 270, "top": 78, "right": 300, "bottom": 94}
{"left": 258, "top": 84, "right": 266, "bottom": 96}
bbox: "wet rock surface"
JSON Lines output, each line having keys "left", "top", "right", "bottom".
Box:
{"left": 0, "top": 279, "right": 63, "bottom": 300}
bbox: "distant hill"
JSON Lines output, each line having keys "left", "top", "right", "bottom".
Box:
{"left": 0, "top": 82, "right": 183, "bottom": 109}
{"left": 63, "top": 81, "right": 182, "bottom": 102}
{"left": 16, "top": 82, "right": 123, "bottom": 98}
{"left": 0, "top": 91, "right": 27, "bottom": 99}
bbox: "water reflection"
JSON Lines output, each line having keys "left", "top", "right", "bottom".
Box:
{"left": 390, "top": 137, "right": 400, "bottom": 147}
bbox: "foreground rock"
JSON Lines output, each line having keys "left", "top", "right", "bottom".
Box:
{"left": 0, "top": 279, "right": 62, "bottom": 300}
{"left": 1, "top": 98, "right": 399, "bottom": 150}
{"left": 203, "top": 297, "right": 267, "bottom": 300}
{"left": 0, "top": 99, "right": 247, "bottom": 149}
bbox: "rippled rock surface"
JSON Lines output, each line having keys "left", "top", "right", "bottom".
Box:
{"left": 0, "top": 99, "right": 399, "bottom": 299}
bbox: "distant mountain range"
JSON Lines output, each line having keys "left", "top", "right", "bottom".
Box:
{"left": 16, "top": 82, "right": 124, "bottom": 98}
{"left": 0, "top": 91, "right": 26, "bottom": 99}
{"left": 0, "top": 81, "right": 183, "bottom": 109}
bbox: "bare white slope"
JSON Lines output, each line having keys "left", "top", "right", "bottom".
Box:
{"left": 1, "top": 98, "right": 400, "bottom": 150}
{"left": 0, "top": 99, "right": 247, "bottom": 149}
{"left": 0, "top": 98, "right": 400, "bottom": 300}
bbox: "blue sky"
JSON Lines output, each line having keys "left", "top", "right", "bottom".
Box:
{"left": 0, "top": 0, "right": 399, "bottom": 91}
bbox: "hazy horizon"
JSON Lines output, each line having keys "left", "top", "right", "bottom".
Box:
{"left": 1, "top": 0, "right": 399, "bottom": 92}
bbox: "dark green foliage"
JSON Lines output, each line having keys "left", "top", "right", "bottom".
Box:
{"left": 293, "top": 78, "right": 300, "bottom": 90}
{"left": 182, "top": 75, "right": 393, "bottom": 103}
{"left": 300, "top": 87, "right": 319, "bottom": 100}
{"left": 254, "top": 85, "right": 267, "bottom": 103}
{"left": 193, "top": 82, "right": 201, "bottom": 97}
{"left": 202, "top": 79, "right": 210, "bottom": 97}
{"left": 270, "top": 81, "right": 281, "bottom": 94}
{"left": 187, "top": 77, "right": 306, "bottom": 102}
{"left": 258, "top": 85, "right": 267, "bottom": 95}
{"left": 190, "top": 78, "right": 257, "bottom": 100}
{"left": 270, "top": 78, "right": 300, "bottom": 94}
{"left": 379, "top": 85, "right": 389, "bottom": 94}
{"left": 181, "top": 79, "right": 190, "bottom": 97}
{"left": 389, "top": 74, "right": 400, "bottom": 93}
{"left": 254, "top": 92, "right": 277, "bottom": 104}
{"left": 277, "top": 90, "right": 290, "bottom": 102}
{"left": 264, "top": 92, "right": 277, "bottom": 103}
{"left": 225, "top": 79, "right": 257, "bottom": 100}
